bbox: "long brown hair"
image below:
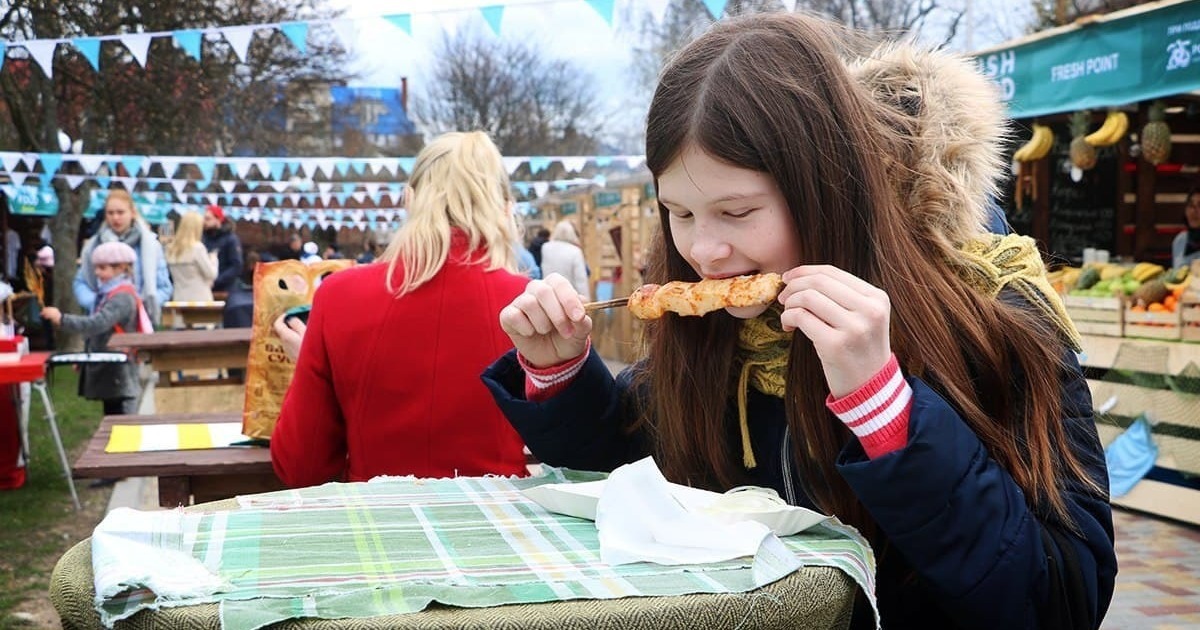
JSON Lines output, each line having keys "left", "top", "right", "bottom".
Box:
{"left": 639, "top": 13, "right": 1101, "bottom": 536}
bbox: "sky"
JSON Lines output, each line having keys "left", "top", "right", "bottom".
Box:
{"left": 327, "top": 0, "right": 1035, "bottom": 148}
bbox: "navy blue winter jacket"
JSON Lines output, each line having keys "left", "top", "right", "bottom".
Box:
{"left": 481, "top": 347, "right": 1116, "bottom": 629}
{"left": 202, "top": 224, "right": 243, "bottom": 293}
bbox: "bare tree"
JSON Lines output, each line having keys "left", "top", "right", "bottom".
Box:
{"left": 413, "top": 24, "right": 605, "bottom": 156}
{"left": 623, "top": 0, "right": 968, "bottom": 149}
{"left": 1028, "top": 0, "right": 1156, "bottom": 28}
{"left": 0, "top": 0, "right": 351, "bottom": 347}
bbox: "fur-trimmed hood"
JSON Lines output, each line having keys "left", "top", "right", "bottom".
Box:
{"left": 851, "top": 45, "right": 1010, "bottom": 248}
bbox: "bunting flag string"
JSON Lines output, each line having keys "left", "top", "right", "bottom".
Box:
{"left": 0, "top": 150, "right": 644, "bottom": 186}
{"left": 0, "top": 0, "right": 718, "bottom": 79}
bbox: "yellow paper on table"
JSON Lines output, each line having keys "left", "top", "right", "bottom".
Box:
{"left": 242, "top": 259, "right": 354, "bottom": 439}
{"left": 105, "top": 422, "right": 248, "bottom": 453}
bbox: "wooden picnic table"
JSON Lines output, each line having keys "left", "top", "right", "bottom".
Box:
{"left": 109, "top": 328, "right": 251, "bottom": 413}
{"left": 162, "top": 300, "right": 226, "bottom": 329}
{"left": 72, "top": 412, "right": 281, "bottom": 507}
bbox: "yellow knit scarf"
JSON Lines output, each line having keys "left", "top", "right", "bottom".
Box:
{"left": 732, "top": 233, "right": 1078, "bottom": 470}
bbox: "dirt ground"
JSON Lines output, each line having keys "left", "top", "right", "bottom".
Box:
{"left": 6, "top": 484, "right": 112, "bottom": 629}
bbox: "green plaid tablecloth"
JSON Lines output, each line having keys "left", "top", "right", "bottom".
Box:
{"left": 92, "top": 468, "right": 877, "bottom": 629}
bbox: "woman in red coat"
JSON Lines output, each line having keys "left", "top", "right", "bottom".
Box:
{"left": 270, "top": 131, "right": 531, "bottom": 487}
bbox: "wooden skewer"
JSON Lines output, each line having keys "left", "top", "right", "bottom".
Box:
{"left": 583, "top": 297, "right": 629, "bottom": 312}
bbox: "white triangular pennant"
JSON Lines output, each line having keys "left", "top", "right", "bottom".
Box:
{"left": 219, "top": 180, "right": 237, "bottom": 194}
{"left": 298, "top": 158, "right": 318, "bottom": 178}
{"left": 119, "top": 33, "right": 154, "bottom": 67}
{"left": 270, "top": 180, "right": 288, "bottom": 193}
{"left": 317, "top": 182, "right": 333, "bottom": 194}
{"left": 253, "top": 158, "right": 272, "bottom": 179}
{"left": 117, "top": 176, "right": 137, "bottom": 191}
{"left": 9, "top": 173, "right": 28, "bottom": 187}
{"left": 364, "top": 183, "right": 382, "bottom": 197}
{"left": 238, "top": 193, "right": 252, "bottom": 205}
{"left": 22, "top": 40, "right": 58, "bottom": 79}
{"left": 319, "top": 192, "right": 332, "bottom": 205}
{"left": 222, "top": 25, "right": 257, "bottom": 63}
{"left": 205, "top": 193, "right": 218, "bottom": 205}
{"left": 64, "top": 174, "right": 85, "bottom": 190}
{"left": 329, "top": 20, "right": 358, "bottom": 51}
{"left": 75, "top": 154, "right": 105, "bottom": 174}
{"left": 352, "top": 191, "right": 367, "bottom": 203}
{"left": 156, "top": 157, "right": 183, "bottom": 178}
{"left": 171, "top": 179, "right": 189, "bottom": 197}
{"left": 532, "top": 182, "right": 549, "bottom": 196}
{"left": 502, "top": 157, "right": 524, "bottom": 174}
{"left": 20, "top": 153, "right": 38, "bottom": 171}
{"left": 780, "top": 0, "right": 797, "bottom": 10}
{"left": 0, "top": 152, "right": 23, "bottom": 174}
{"left": 561, "top": 157, "right": 587, "bottom": 173}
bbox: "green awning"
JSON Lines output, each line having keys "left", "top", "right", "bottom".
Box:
{"left": 972, "top": 0, "right": 1200, "bottom": 119}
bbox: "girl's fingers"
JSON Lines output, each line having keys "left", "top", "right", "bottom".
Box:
{"left": 781, "top": 265, "right": 883, "bottom": 298}
{"left": 779, "top": 272, "right": 871, "bottom": 315}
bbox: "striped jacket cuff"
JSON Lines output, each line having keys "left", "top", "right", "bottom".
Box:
{"left": 519, "top": 339, "right": 591, "bottom": 402}
{"left": 825, "top": 354, "right": 912, "bottom": 459}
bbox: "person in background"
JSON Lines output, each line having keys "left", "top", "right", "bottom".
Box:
{"left": 269, "top": 130, "right": 532, "bottom": 487}
{"left": 222, "top": 250, "right": 266, "bottom": 330}
{"left": 165, "top": 211, "right": 217, "bottom": 303}
{"left": 44, "top": 242, "right": 151, "bottom": 415}
{"left": 74, "top": 189, "right": 172, "bottom": 325}
{"left": 278, "top": 233, "right": 303, "bottom": 260}
{"left": 539, "top": 220, "right": 590, "bottom": 300}
{"left": 528, "top": 227, "right": 550, "bottom": 268}
{"left": 483, "top": 13, "right": 1114, "bottom": 629}
{"left": 202, "top": 204, "right": 243, "bottom": 295}
{"left": 322, "top": 244, "right": 343, "bottom": 260}
{"left": 514, "top": 236, "right": 541, "bottom": 280}
{"left": 299, "top": 241, "right": 322, "bottom": 264}
{"left": 1171, "top": 185, "right": 1200, "bottom": 269}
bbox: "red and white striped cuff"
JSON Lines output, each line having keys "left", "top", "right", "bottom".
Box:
{"left": 826, "top": 354, "right": 912, "bottom": 459}
{"left": 518, "top": 339, "right": 591, "bottom": 402}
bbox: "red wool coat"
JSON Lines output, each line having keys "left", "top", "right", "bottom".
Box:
{"left": 271, "top": 237, "right": 531, "bottom": 487}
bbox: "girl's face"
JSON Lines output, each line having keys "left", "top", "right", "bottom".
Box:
{"left": 94, "top": 263, "right": 124, "bottom": 283}
{"left": 1187, "top": 193, "right": 1200, "bottom": 229}
{"left": 657, "top": 144, "right": 801, "bottom": 318}
{"left": 105, "top": 200, "right": 134, "bottom": 234}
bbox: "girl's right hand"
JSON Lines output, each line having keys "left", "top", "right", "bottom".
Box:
{"left": 499, "top": 274, "right": 592, "bottom": 368}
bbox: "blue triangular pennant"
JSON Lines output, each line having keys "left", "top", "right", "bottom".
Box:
{"left": 594, "top": 156, "right": 612, "bottom": 167}
{"left": 383, "top": 14, "right": 412, "bottom": 36}
{"left": 481, "top": 6, "right": 505, "bottom": 35}
{"left": 334, "top": 159, "right": 350, "bottom": 177}
{"left": 37, "top": 153, "right": 63, "bottom": 177}
{"left": 335, "top": 192, "right": 350, "bottom": 204}
{"left": 528, "top": 157, "right": 551, "bottom": 175}
{"left": 269, "top": 159, "right": 285, "bottom": 180}
{"left": 584, "top": 0, "right": 615, "bottom": 25}
{"left": 73, "top": 38, "right": 101, "bottom": 71}
{"left": 397, "top": 157, "right": 415, "bottom": 175}
{"left": 341, "top": 183, "right": 355, "bottom": 194}
{"left": 96, "top": 175, "right": 111, "bottom": 189}
{"left": 0, "top": 43, "right": 6, "bottom": 72}
{"left": 273, "top": 194, "right": 284, "bottom": 206}
{"left": 701, "top": 0, "right": 727, "bottom": 19}
{"left": 195, "top": 158, "right": 215, "bottom": 184}
{"left": 173, "top": 30, "right": 203, "bottom": 60}
{"left": 120, "top": 156, "right": 144, "bottom": 177}
{"left": 279, "top": 22, "right": 308, "bottom": 55}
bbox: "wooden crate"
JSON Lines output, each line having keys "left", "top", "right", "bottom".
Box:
{"left": 1124, "top": 307, "right": 1183, "bottom": 340}
{"left": 1064, "top": 295, "right": 1123, "bottom": 337}
{"left": 1182, "top": 302, "right": 1200, "bottom": 342}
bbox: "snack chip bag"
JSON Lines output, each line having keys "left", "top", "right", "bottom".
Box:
{"left": 242, "top": 259, "right": 353, "bottom": 439}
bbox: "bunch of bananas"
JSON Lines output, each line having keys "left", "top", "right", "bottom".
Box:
{"left": 1013, "top": 123, "right": 1054, "bottom": 162}
{"left": 1129, "top": 262, "right": 1165, "bottom": 283}
{"left": 1083, "top": 110, "right": 1129, "bottom": 147}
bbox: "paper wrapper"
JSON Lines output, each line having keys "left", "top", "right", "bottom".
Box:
{"left": 242, "top": 259, "right": 353, "bottom": 439}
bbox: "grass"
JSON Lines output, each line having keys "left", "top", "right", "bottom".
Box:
{"left": 0, "top": 368, "right": 107, "bottom": 622}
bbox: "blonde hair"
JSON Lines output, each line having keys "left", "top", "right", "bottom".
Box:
{"left": 104, "top": 189, "right": 141, "bottom": 219}
{"left": 381, "top": 131, "right": 518, "bottom": 296}
{"left": 167, "top": 211, "right": 204, "bottom": 262}
{"left": 550, "top": 220, "right": 580, "bottom": 246}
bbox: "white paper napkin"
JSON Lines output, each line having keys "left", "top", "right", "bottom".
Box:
{"left": 596, "top": 456, "right": 783, "bottom": 566}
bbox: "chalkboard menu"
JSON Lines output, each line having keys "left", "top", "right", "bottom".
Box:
{"left": 1047, "top": 137, "right": 1117, "bottom": 263}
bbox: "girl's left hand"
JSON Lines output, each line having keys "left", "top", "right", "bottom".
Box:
{"left": 777, "top": 265, "right": 892, "bottom": 398}
{"left": 272, "top": 314, "right": 307, "bottom": 362}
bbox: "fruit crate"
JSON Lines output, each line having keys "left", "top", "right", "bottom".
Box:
{"left": 1064, "top": 295, "right": 1123, "bottom": 337}
{"left": 1124, "top": 306, "right": 1183, "bottom": 341}
{"left": 1183, "top": 302, "right": 1200, "bottom": 343}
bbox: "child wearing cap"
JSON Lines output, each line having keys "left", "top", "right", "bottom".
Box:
{"left": 42, "top": 241, "right": 152, "bottom": 415}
